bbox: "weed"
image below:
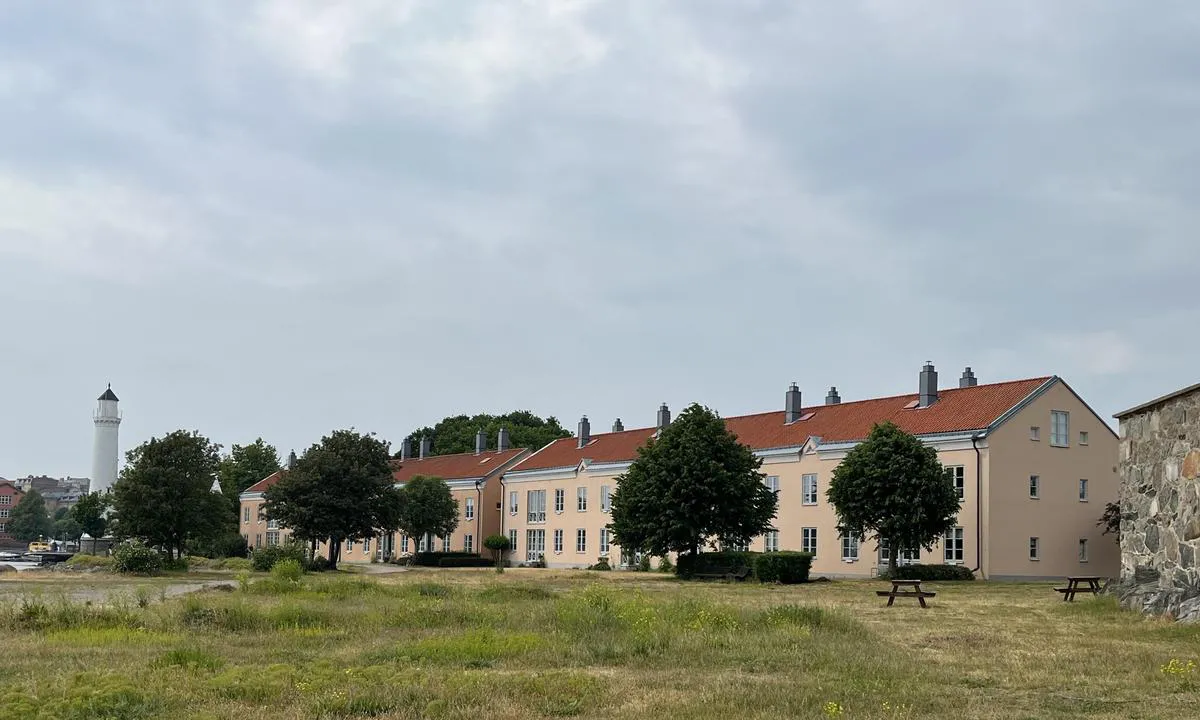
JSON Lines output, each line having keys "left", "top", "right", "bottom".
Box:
{"left": 154, "top": 647, "right": 225, "bottom": 672}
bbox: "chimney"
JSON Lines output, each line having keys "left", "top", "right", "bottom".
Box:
{"left": 785, "top": 383, "right": 803, "bottom": 423}
{"left": 399, "top": 438, "right": 411, "bottom": 461}
{"left": 657, "top": 403, "right": 671, "bottom": 430}
{"left": 475, "top": 428, "right": 486, "bottom": 455}
{"left": 286, "top": 450, "right": 297, "bottom": 469}
{"left": 419, "top": 436, "right": 431, "bottom": 459}
{"left": 825, "top": 387, "right": 841, "bottom": 405}
{"left": 497, "top": 427, "right": 510, "bottom": 452}
{"left": 959, "top": 367, "right": 978, "bottom": 388}
{"left": 577, "top": 416, "right": 591, "bottom": 448}
{"left": 919, "top": 362, "right": 938, "bottom": 408}
{"left": 612, "top": 418, "right": 625, "bottom": 433}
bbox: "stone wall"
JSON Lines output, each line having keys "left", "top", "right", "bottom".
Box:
{"left": 1118, "top": 388, "right": 1200, "bottom": 621}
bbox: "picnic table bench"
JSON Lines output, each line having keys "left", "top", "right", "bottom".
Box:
{"left": 1054, "top": 576, "right": 1103, "bottom": 602}
{"left": 693, "top": 566, "right": 752, "bottom": 581}
{"left": 877, "top": 579, "right": 937, "bottom": 608}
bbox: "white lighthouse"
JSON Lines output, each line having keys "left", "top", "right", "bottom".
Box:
{"left": 91, "top": 385, "right": 122, "bottom": 495}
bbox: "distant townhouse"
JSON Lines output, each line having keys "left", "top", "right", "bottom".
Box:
{"left": 0, "top": 480, "right": 25, "bottom": 543}
{"left": 501, "top": 365, "right": 1118, "bottom": 579}
{"left": 239, "top": 429, "right": 529, "bottom": 562}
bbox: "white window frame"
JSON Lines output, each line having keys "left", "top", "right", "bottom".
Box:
{"left": 441, "top": 535, "right": 450, "bottom": 552}
{"left": 841, "top": 533, "right": 859, "bottom": 562}
{"left": 266, "top": 531, "right": 280, "bottom": 547}
{"left": 508, "top": 529, "right": 518, "bottom": 553}
{"left": 943, "top": 527, "right": 964, "bottom": 564}
{"left": 600, "top": 528, "right": 610, "bottom": 556}
{"left": 242, "top": 506, "right": 250, "bottom": 523}
{"left": 526, "top": 529, "right": 545, "bottom": 563}
{"left": 401, "top": 535, "right": 409, "bottom": 554}
{"left": 1029, "top": 475, "right": 1040, "bottom": 499}
{"left": 0, "top": 496, "right": 10, "bottom": 505}
{"left": 527, "top": 489, "right": 546, "bottom": 523}
{"left": 554, "top": 488, "right": 565, "bottom": 514}
{"left": 1051, "top": 411, "right": 1070, "bottom": 447}
{"left": 509, "top": 491, "right": 519, "bottom": 516}
{"left": 802, "top": 474, "right": 818, "bottom": 506}
{"left": 600, "top": 485, "right": 611, "bottom": 513}
{"left": 465, "top": 497, "right": 475, "bottom": 521}
{"left": 1079, "top": 431, "right": 1089, "bottom": 446}
{"left": 1078, "top": 538, "right": 1088, "bottom": 563}
{"left": 464, "top": 534, "right": 473, "bottom": 553}
{"left": 1079, "top": 478, "right": 1089, "bottom": 502}
{"left": 553, "top": 528, "right": 564, "bottom": 554}
{"left": 346, "top": 538, "right": 354, "bottom": 552}
{"left": 1029, "top": 536, "right": 1040, "bottom": 561}
{"left": 576, "top": 487, "right": 588, "bottom": 512}
{"left": 363, "top": 537, "right": 371, "bottom": 554}
{"left": 801, "top": 527, "right": 817, "bottom": 555}
{"left": 764, "top": 530, "right": 780, "bottom": 553}
{"left": 576, "top": 528, "right": 587, "bottom": 554}
{"left": 1030, "top": 426, "right": 1040, "bottom": 441}
{"left": 765, "top": 475, "right": 780, "bottom": 494}
{"left": 0, "top": 508, "right": 8, "bottom": 519}
{"left": 946, "top": 466, "right": 965, "bottom": 501}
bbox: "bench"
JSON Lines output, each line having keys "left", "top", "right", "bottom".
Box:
{"left": 693, "top": 566, "right": 751, "bottom": 581}
{"left": 878, "top": 579, "right": 937, "bottom": 608}
{"left": 1055, "top": 576, "right": 1103, "bottom": 602}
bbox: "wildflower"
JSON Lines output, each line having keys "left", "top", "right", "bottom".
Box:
{"left": 823, "top": 701, "right": 844, "bottom": 717}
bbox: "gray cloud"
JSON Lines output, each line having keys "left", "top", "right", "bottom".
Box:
{"left": 1, "top": 1, "right": 1196, "bottom": 477}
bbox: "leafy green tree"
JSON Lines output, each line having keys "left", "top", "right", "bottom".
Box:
{"left": 1099, "top": 501, "right": 1123, "bottom": 539}
{"left": 826, "top": 422, "right": 962, "bottom": 571}
{"left": 54, "top": 515, "right": 83, "bottom": 543}
{"left": 110, "top": 430, "right": 228, "bottom": 561}
{"left": 53, "top": 506, "right": 70, "bottom": 522}
{"left": 396, "top": 476, "right": 459, "bottom": 564}
{"left": 8, "top": 489, "right": 53, "bottom": 542}
{"left": 400, "top": 411, "right": 571, "bottom": 457}
{"left": 610, "top": 403, "right": 777, "bottom": 563}
{"left": 484, "top": 534, "right": 511, "bottom": 573}
{"left": 70, "top": 491, "right": 110, "bottom": 553}
{"left": 263, "top": 430, "right": 399, "bottom": 570}
{"left": 217, "top": 439, "right": 282, "bottom": 520}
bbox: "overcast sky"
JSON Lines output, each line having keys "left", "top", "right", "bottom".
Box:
{"left": 1, "top": 1, "right": 1197, "bottom": 479}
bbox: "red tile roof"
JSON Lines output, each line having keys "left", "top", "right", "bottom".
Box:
{"left": 391, "top": 448, "right": 528, "bottom": 484}
{"left": 509, "top": 377, "right": 1052, "bottom": 472}
{"left": 243, "top": 471, "right": 283, "bottom": 495}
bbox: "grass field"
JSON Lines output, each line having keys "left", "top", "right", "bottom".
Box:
{"left": 0, "top": 568, "right": 1196, "bottom": 719}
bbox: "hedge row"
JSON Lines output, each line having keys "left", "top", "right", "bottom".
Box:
{"left": 675, "top": 551, "right": 761, "bottom": 579}
{"left": 885, "top": 563, "right": 975, "bottom": 581}
{"left": 754, "top": 551, "right": 813, "bottom": 584}
{"left": 437, "top": 557, "right": 493, "bottom": 568}
{"left": 410, "top": 551, "right": 481, "bottom": 567}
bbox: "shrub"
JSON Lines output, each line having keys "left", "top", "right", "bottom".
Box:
{"left": 250, "top": 541, "right": 305, "bottom": 572}
{"left": 657, "top": 555, "right": 674, "bottom": 573}
{"left": 675, "top": 551, "right": 759, "bottom": 579}
{"left": 304, "top": 556, "right": 331, "bottom": 573}
{"left": 588, "top": 557, "right": 612, "bottom": 571}
{"left": 111, "top": 541, "right": 164, "bottom": 576}
{"left": 271, "top": 559, "right": 303, "bottom": 585}
{"left": 411, "top": 551, "right": 481, "bottom": 567}
{"left": 437, "top": 557, "right": 493, "bottom": 568}
{"left": 638, "top": 555, "right": 652, "bottom": 572}
{"left": 754, "top": 552, "right": 813, "bottom": 584}
{"left": 885, "top": 563, "right": 975, "bottom": 581}
{"left": 163, "top": 557, "right": 189, "bottom": 572}
{"left": 484, "top": 534, "right": 511, "bottom": 573}
{"left": 65, "top": 554, "right": 114, "bottom": 570}
{"left": 223, "top": 558, "right": 252, "bottom": 572}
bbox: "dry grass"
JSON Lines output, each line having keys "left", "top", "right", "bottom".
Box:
{"left": 0, "top": 568, "right": 1195, "bottom": 719}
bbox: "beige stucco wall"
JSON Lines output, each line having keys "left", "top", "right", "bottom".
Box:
{"left": 986, "top": 381, "right": 1120, "bottom": 579}
{"left": 501, "top": 464, "right": 628, "bottom": 568}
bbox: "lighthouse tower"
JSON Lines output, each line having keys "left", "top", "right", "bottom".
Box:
{"left": 91, "top": 385, "right": 122, "bottom": 495}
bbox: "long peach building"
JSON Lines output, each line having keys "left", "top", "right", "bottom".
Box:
{"left": 241, "top": 364, "right": 1119, "bottom": 579}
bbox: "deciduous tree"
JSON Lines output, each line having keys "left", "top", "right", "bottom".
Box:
{"left": 396, "top": 475, "right": 459, "bottom": 563}
{"left": 263, "top": 429, "right": 399, "bottom": 570}
{"left": 8, "top": 489, "right": 53, "bottom": 542}
{"left": 70, "top": 491, "right": 110, "bottom": 553}
{"left": 610, "top": 403, "right": 777, "bottom": 563}
{"left": 110, "top": 430, "right": 228, "bottom": 561}
{"left": 217, "top": 439, "right": 282, "bottom": 520}
{"left": 826, "top": 422, "right": 961, "bottom": 571}
{"left": 400, "top": 411, "right": 570, "bottom": 457}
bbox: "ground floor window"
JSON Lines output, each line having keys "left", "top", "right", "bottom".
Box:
{"left": 600, "top": 528, "right": 610, "bottom": 555}
{"left": 943, "top": 527, "right": 964, "bottom": 564}
{"left": 841, "top": 533, "right": 859, "bottom": 562}
{"left": 576, "top": 529, "right": 587, "bottom": 554}
{"left": 266, "top": 531, "right": 280, "bottom": 547}
{"left": 1029, "top": 537, "right": 1040, "bottom": 561}
{"left": 401, "top": 535, "right": 409, "bottom": 554}
{"left": 526, "top": 529, "right": 545, "bottom": 563}
{"left": 764, "top": 530, "right": 779, "bottom": 553}
{"left": 1078, "top": 539, "right": 1088, "bottom": 562}
{"left": 441, "top": 536, "right": 451, "bottom": 552}
{"left": 802, "top": 527, "right": 817, "bottom": 555}
{"left": 553, "top": 529, "right": 564, "bottom": 553}
{"left": 464, "top": 534, "right": 473, "bottom": 553}
{"left": 508, "top": 529, "right": 518, "bottom": 553}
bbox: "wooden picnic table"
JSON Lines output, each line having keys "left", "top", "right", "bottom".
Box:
{"left": 1055, "top": 575, "right": 1103, "bottom": 602}
{"left": 876, "top": 579, "right": 937, "bottom": 608}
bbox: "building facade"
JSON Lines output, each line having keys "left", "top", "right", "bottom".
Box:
{"left": 239, "top": 430, "right": 529, "bottom": 563}
{"left": 502, "top": 365, "right": 1119, "bottom": 579}
{"left": 1114, "top": 383, "right": 1200, "bottom": 619}
{"left": 0, "top": 480, "right": 26, "bottom": 543}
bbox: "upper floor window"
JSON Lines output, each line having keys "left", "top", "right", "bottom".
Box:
{"left": 554, "top": 488, "right": 565, "bottom": 513}
{"left": 577, "top": 487, "right": 588, "bottom": 512}
{"left": 242, "top": 507, "right": 250, "bottom": 523}
{"left": 1079, "top": 431, "right": 1089, "bottom": 446}
{"left": 0, "top": 495, "right": 10, "bottom": 506}
{"left": 1030, "top": 426, "right": 1040, "bottom": 441}
{"left": 509, "top": 491, "right": 518, "bottom": 515}
{"left": 527, "top": 489, "right": 546, "bottom": 523}
{"left": 600, "top": 485, "right": 611, "bottom": 513}
{"left": 1078, "top": 538, "right": 1089, "bottom": 562}
{"left": 765, "top": 475, "right": 780, "bottom": 494}
{"left": 465, "top": 497, "right": 475, "bottom": 521}
{"left": 1051, "top": 411, "right": 1070, "bottom": 447}
{"left": 946, "top": 466, "right": 965, "bottom": 500}
{"left": 1029, "top": 475, "right": 1040, "bottom": 499}
{"left": 1078, "top": 479, "right": 1089, "bottom": 502}
{"left": 802, "top": 474, "right": 818, "bottom": 505}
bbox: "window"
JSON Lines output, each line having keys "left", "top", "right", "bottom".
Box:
{"left": 897, "top": 547, "right": 921, "bottom": 565}
{"left": 401, "top": 535, "right": 409, "bottom": 554}
{"left": 242, "top": 506, "right": 250, "bottom": 523}
{"left": 1029, "top": 475, "right": 1040, "bottom": 499}
{"left": 725, "top": 539, "right": 749, "bottom": 552}
{"left": 363, "top": 537, "right": 371, "bottom": 554}
{"left": 267, "top": 519, "right": 279, "bottom": 530}
{"left": 419, "top": 534, "right": 430, "bottom": 553}
{"left": 1051, "top": 411, "right": 1070, "bottom": 447}
{"left": 0, "top": 496, "right": 10, "bottom": 505}
{"left": 944, "top": 527, "right": 964, "bottom": 564}
{"left": 464, "top": 534, "right": 474, "bottom": 553}
{"left": 0, "top": 508, "right": 8, "bottom": 519}
{"left": 765, "top": 475, "right": 780, "bottom": 494}
{"left": 946, "top": 466, "right": 965, "bottom": 500}
{"left": 802, "top": 474, "right": 818, "bottom": 505}
{"left": 508, "top": 529, "right": 518, "bottom": 552}
{"left": 255, "top": 533, "right": 262, "bottom": 548}
{"left": 1079, "top": 479, "right": 1089, "bottom": 502}
{"left": 600, "top": 528, "right": 610, "bottom": 555}
{"left": 802, "top": 527, "right": 817, "bottom": 555}
{"left": 576, "top": 528, "right": 587, "bottom": 553}
{"left": 527, "top": 489, "right": 547, "bottom": 523}
{"left": 1, "top": 523, "right": 7, "bottom": 532}
{"left": 764, "top": 530, "right": 780, "bottom": 552}
{"left": 266, "top": 531, "right": 279, "bottom": 547}
{"left": 1079, "top": 431, "right": 1089, "bottom": 446}
{"left": 553, "top": 528, "right": 564, "bottom": 553}
{"left": 601, "top": 485, "right": 611, "bottom": 513}
{"left": 346, "top": 538, "right": 354, "bottom": 553}
{"left": 1030, "top": 426, "right": 1040, "bottom": 441}
{"left": 465, "top": 498, "right": 475, "bottom": 521}
{"left": 441, "top": 536, "right": 451, "bottom": 552}
{"left": 257, "top": 507, "right": 265, "bottom": 523}
{"left": 841, "top": 533, "right": 859, "bottom": 562}
{"left": 509, "top": 491, "right": 519, "bottom": 515}
{"left": 1078, "top": 539, "right": 1089, "bottom": 562}
{"left": 577, "top": 487, "right": 588, "bottom": 512}
{"left": 554, "top": 488, "right": 565, "bottom": 513}
{"left": 526, "top": 529, "right": 545, "bottom": 563}
{"left": 1029, "top": 537, "right": 1040, "bottom": 561}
